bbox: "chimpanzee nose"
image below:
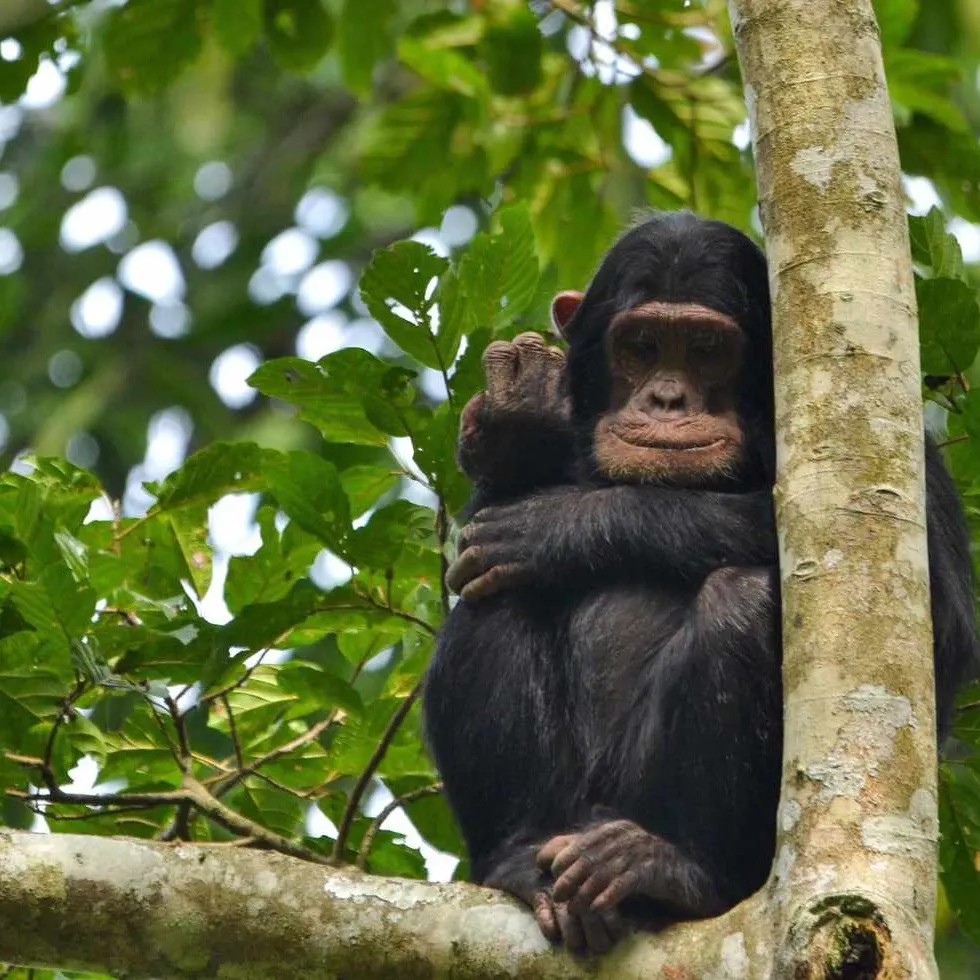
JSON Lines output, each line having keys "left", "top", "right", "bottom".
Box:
{"left": 648, "top": 377, "right": 687, "bottom": 416}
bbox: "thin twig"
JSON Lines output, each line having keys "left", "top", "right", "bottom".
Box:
{"left": 222, "top": 694, "right": 245, "bottom": 770}
{"left": 347, "top": 594, "right": 438, "bottom": 637}
{"left": 437, "top": 500, "right": 451, "bottom": 620}
{"left": 10, "top": 777, "right": 330, "bottom": 866}
{"left": 331, "top": 682, "right": 423, "bottom": 862}
{"left": 8, "top": 787, "right": 187, "bottom": 808}
{"left": 166, "top": 696, "right": 193, "bottom": 774}
{"left": 356, "top": 783, "right": 443, "bottom": 869}
{"left": 39, "top": 679, "right": 88, "bottom": 790}
{"left": 937, "top": 435, "right": 970, "bottom": 449}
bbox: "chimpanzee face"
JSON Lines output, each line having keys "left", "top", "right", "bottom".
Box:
{"left": 592, "top": 300, "right": 746, "bottom": 485}
{"left": 550, "top": 212, "right": 772, "bottom": 488}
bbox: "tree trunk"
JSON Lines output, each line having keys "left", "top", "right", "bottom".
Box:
{"left": 729, "top": 0, "right": 938, "bottom": 976}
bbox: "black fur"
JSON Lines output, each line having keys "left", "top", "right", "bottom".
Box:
{"left": 424, "top": 212, "right": 977, "bottom": 931}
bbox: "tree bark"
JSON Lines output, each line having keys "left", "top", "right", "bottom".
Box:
{"left": 728, "top": 0, "right": 938, "bottom": 977}
{"left": 0, "top": 829, "right": 775, "bottom": 978}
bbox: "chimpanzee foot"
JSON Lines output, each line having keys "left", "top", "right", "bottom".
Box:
{"left": 537, "top": 819, "right": 725, "bottom": 919}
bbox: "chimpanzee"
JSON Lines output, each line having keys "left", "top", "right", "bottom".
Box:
{"left": 423, "top": 211, "right": 978, "bottom": 955}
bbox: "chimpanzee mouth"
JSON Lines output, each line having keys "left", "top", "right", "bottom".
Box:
{"left": 629, "top": 436, "right": 727, "bottom": 452}
{"left": 612, "top": 427, "right": 729, "bottom": 452}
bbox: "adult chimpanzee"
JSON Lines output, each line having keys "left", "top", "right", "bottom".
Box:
{"left": 424, "top": 211, "right": 978, "bottom": 955}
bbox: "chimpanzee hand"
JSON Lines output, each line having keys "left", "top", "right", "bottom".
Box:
{"left": 457, "top": 332, "right": 572, "bottom": 492}
{"left": 485, "top": 848, "right": 626, "bottom": 957}
{"left": 446, "top": 490, "right": 576, "bottom": 600}
{"left": 532, "top": 886, "right": 627, "bottom": 956}
{"left": 537, "top": 820, "right": 725, "bottom": 920}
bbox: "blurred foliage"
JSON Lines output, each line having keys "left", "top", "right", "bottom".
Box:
{"left": 0, "top": 0, "right": 977, "bottom": 976}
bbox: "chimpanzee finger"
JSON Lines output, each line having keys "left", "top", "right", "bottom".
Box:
{"left": 458, "top": 392, "right": 486, "bottom": 442}
{"left": 469, "top": 500, "right": 526, "bottom": 528}
{"left": 482, "top": 341, "right": 519, "bottom": 401}
{"left": 537, "top": 834, "right": 577, "bottom": 870}
{"left": 568, "top": 856, "right": 629, "bottom": 914}
{"left": 551, "top": 854, "right": 595, "bottom": 903}
{"left": 459, "top": 516, "right": 511, "bottom": 550}
{"left": 600, "top": 906, "right": 628, "bottom": 943}
{"left": 579, "top": 909, "right": 616, "bottom": 956}
{"left": 555, "top": 903, "right": 586, "bottom": 955}
{"left": 573, "top": 819, "right": 633, "bottom": 851}
{"left": 548, "top": 833, "right": 600, "bottom": 877}
{"left": 591, "top": 868, "right": 642, "bottom": 912}
{"left": 460, "top": 562, "right": 528, "bottom": 601}
{"left": 445, "top": 547, "right": 486, "bottom": 595}
{"left": 512, "top": 333, "right": 554, "bottom": 387}
{"left": 533, "top": 891, "right": 560, "bottom": 945}
{"left": 542, "top": 352, "right": 569, "bottom": 406}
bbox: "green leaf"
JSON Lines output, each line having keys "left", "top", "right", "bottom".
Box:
{"left": 236, "top": 780, "right": 306, "bottom": 838}
{"left": 152, "top": 442, "right": 272, "bottom": 513}
{"left": 940, "top": 763, "right": 980, "bottom": 944}
{"left": 407, "top": 788, "right": 463, "bottom": 856}
{"left": 212, "top": 0, "right": 263, "bottom": 56}
{"left": 265, "top": 451, "right": 351, "bottom": 555}
{"left": 455, "top": 203, "right": 539, "bottom": 333}
{"left": 225, "top": 508, "right": 321, "bottom": 614}
{"left": 529, "top": 166, "right": 620, "bottom": 285}
{"left": 264, "top": 0, "right": 334, "bottom": 71}
{"left": 340, "top": 465, "right": 400, "bottom": 518}
{"left": 435, "top": 265, "right": 475, "bottom": 370}
{"left": 219, "top": 665, "right": 301, "bottom": 736}
{"left": 277, "top": 660, "right": 363, "bottom": 717}
{"left": 411, "top": 402, "right": 471, "bottom": 512}
{"left": 398, "top": 30, "right": 488, "bottom": 100}
{"left": 337, "top": 0, "right": 395, "bottom": 94}
{"left": 54, "top": 528, "right": 89, "bottom": 581}
{"left": 872, "top": 0, "right": 919, "bottom": 47}
{"left": 359, "top": 89, "right": 466, "bottom": 221}
{"left": 103, "top": 0, "right": 203, "bottom": 94}
{"left": 0, "top": 632, "right": 67, "bottom": 752}
{"left": 917, "top": 276, "right": 980, "bottom": 375}
{"left": 360, "top": 241, "right": 449, "bottom": 369}
{"left": 221, "top": 580, "right": 323, "bottom": 652}
{"left": 961, "top": 391, "right": 980, "bottom": 445}
{"left": 885, "top": 49, "right": 967, "bottom": 133}
{"left": 363, "top": 830, "right": 428, "bottom": 878}
{"left": 328, "top": 696, "right": 431, "bottom": 779}
{"left": 349, "top": 500, "right": 434, "bottom": 570}
{"left": 249, "top": 351, "right": 417, "bottom": 447}
{"left": 98, "top": 707, "right": 182, "bottom": 787}
{"left": 481, "top": 5, "right": 543, "bottom": 96}
{"left": 168, "top": 505, "right": 213, "bottom": 598}
{"left": 909, "top": 209, "right": 965, "bottom": 280}
{"left": 8, "top": 561, "right": 97, "bottom": 654}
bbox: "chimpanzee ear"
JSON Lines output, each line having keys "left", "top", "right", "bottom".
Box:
{"left": 550, "top": 291, "right": 585, "bottom": 341}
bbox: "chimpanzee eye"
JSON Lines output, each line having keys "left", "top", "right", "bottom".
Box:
{"left": 689, "top": 330, "right": 719, "bottom": 354}
{"left": 619, "top": 332, "right": 658, "bottom": 360}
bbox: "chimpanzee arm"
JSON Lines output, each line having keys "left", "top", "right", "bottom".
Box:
{"left": 448, "top": 484, "right": 777, "bottom": 599}
{"left": 925, "top": 439, "right": 980, "bottom": 738}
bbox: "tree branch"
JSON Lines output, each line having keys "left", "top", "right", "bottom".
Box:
{"left": 0, "top": 829, "right": 769, "bottom": 979}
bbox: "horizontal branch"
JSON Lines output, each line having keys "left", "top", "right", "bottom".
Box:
{"left": 0, "top": 830, "right": 760, "bottom": 978}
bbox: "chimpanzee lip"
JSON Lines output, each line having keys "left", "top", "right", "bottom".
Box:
{"left": 611, "top": 423, "right": 729, "bottom": 452}
{"left": 624, "top": 434, "right": 728, "bottom": 451}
